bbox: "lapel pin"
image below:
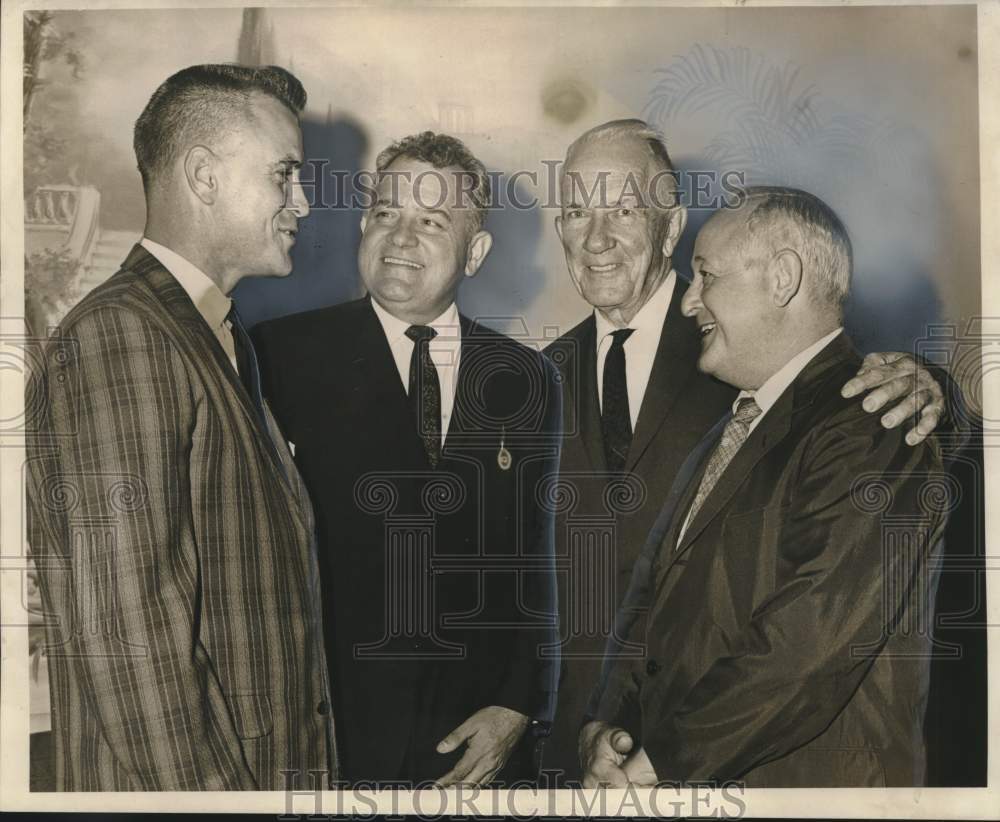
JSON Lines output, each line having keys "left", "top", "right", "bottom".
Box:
{"left": 497, "top": 426, "right": 512, "bottom": 471}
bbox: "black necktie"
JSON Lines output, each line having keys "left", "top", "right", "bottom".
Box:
{"left": 227, "top": 305, "right": 269, "bottom": 430}
{"left": 406, "top": 325, "right": 441, "bottom": 468}
{"left": 602, "top": 327, "right": 635, "bottom": 473}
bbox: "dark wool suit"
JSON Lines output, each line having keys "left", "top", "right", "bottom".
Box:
{"left": 591, "top": 333, "right": 948, "bottom": 786}
{"left": 254, "top": 296, "right": 561, "bottom": 783}
{"left": 541, "top": 279, "right": 735, "bottom": 780}
{"left": 26, "top": 246, "right": 336, "bottom": 790}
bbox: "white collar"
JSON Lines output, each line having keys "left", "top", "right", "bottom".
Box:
{"left": 594, "top": 270, "right": 676, "bottom": 343}
{"left": 735, "top": 327, "right": 844, "bottom": 416}
{"left": 140, "top": 237, "right": 232, "bottom": 331}
{"left": 370, "top": 297, "right": 461, "bottom": 345}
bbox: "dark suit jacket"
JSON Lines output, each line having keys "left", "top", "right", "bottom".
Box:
{"left": 541, "top": 279, "right": 735, "bottom": 779}
{"left": 26, "top": 245, "right": 336, "bottom": 790}
{"left": 254, "top": 297, "right": 561, "bottom": 783}
{"left": 591, "top": 333, "right": 948, "bottom": 787}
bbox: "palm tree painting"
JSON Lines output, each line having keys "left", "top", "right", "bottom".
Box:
{"left": 644, "top": 43, "right": 944, "bottom": 353}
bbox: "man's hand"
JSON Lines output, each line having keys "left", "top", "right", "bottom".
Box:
{"left": 621, "top": 746, "right": 658, "bottom": 786}
{"left": 579, "top": 720, "right": 634, "bottom": 788}
{"left": 434, "top": 705, "right": 529, "bottom": 787}
{"left": 841, "top": 351, "right": 945, "bottom": 445}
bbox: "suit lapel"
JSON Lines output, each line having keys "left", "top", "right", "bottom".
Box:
{"left": 666, "top": 332, "right": 857, "bottom": 566}
{"left": 572, "top": 317, "right": 608, "bottom": 472}
{"left": 353, "top": 297, "right": 428, "bottom": 462}
{"left": 626, "top": 279, "right": 701, "bottom": 471}
{"left": 445, "top": 314, "right": 476, "bottom": 446}
{"left": 124, "top": 245, "right": 309, "bottom": 524}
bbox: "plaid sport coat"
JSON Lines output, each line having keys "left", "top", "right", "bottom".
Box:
{"left": 26, "top": 245, "right": 337, "bottom": 790}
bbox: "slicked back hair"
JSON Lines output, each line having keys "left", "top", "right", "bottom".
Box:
{"left": 134, "top": 63, "right": 307, "bottom": 192}
{"left": 374, "top": 131, "right": 491, "bottom": 233}
{"left": 737, "top": 186, "right": 853, "bottom": 313}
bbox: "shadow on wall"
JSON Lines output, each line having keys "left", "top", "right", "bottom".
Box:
{"left": 843, "top": 265, "right": 944, "bottom": 356}
{"left": 458, "top": 172, "right": 548, "bottom": 336}
{"left": 235, "top": 114, "right": 369, "bottom": 327}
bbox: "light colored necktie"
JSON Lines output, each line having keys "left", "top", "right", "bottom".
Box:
{"left": 681, "top": 396, "right": 762, "bottom": 537}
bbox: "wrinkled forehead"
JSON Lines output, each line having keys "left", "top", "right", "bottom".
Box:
{"left": 560, "top": 137, "right": 672, "bottom": 208}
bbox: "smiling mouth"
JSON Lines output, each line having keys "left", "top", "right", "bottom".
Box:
{"left": 699, "top": 322, "right": 717, "bottom": 337}
{"left": 588, "top": 263, "right": 620, "bottom": 273}
{"left": 383, "top": 256, "right": 423, "bottom": 269}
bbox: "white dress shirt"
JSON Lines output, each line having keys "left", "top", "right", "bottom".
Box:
{"left": 140, "top": 238, "right": 238, "bottom": 374}
{"left": 371, "top": 298, "right": 462, "bottom": 444}
{"left": 734, "top": 327, "right": 844, "bottom": 433}
{"left": 594, "top": 271, "right": 676, "bottom": 429}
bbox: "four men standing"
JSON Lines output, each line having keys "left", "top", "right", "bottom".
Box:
{"left": 27, "top": 65, "right": 950, "bottom": 790}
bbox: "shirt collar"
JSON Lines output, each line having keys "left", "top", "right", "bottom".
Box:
{"left": 735, "top": 327, "right": 844, "bottom": 416}
{"left": 140, "top": 238, "right": 232, "bottom": 331}
{"left": 594, "top": 270, "right": 676, "bottom": 344}
{"left": 370, "top": 297, "right": 461, "bottom": 345}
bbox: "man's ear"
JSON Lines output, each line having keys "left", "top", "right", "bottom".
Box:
{"left": 184, "top": 145, "right": 219, "bottom": 205}
{"left": 464, "top": 230, "right": 493, "bottom": 277}
{"left": 660, "top": 206, "right": 688, "bottom": 258}
{"left": 555, "top": 214, "right": 564, "bottom": 244}
{"left": 771, "top": 249, "right": 803, "bottom": 307}
{"left": 360, "top": 212, "right": 368, "bottom": 234}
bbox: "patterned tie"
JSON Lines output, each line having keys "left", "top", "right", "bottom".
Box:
{"left": 601, "top": 328, "right": 635, "bottom": 473}
{"left": 406, "top": 325, "right": 441, "bottom": 468}
{"left": 227, "top": 305, "right": 268, "bottom": 429}
{"left": 682, "top": 396, "right": 762, "bottom": 536}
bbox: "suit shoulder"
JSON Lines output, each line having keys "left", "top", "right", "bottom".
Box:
{"left": 54, "top": 271, "right": 183, "bottom": 359}
{"left": 57, "top": 268, "right": 149, "bottom": 331}
{"left": 804, "top": 362, "right": 943, "bottom": 471}
{"left": 547, "top": 314, "right": 593, "bottom": 347}
{"left": 253, "top": 298, "right": 367, "bottom": 347}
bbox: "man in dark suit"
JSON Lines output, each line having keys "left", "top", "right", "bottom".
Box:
{"left": 254, "top": 132, "right": 561, "bottom": 786}
{"left": 582, "top": 187, "right": 947, "bottom": 787}
{"left": 26, "top": 65, "right": 336, "bottom": 789}
{"left": 543, "top": 119, "right": 948, "bottom": 781}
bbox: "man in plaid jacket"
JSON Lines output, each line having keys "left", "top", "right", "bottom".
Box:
{"left": 26, "top": 64, "right": 337, "bottom": 790}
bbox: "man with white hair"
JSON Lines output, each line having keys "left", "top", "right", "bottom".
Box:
{"left": 543, "top": 120, "right": 949, "bottom": 781}
{"left": 581, "top": 187, "right": 947, "bottom": 787}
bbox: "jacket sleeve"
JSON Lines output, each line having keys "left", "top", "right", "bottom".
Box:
{"left": 492, "top": 354, "right": 563, "bottom": 725}
{"left": 641, "top": 406, "right": 947, "bottom": 781}
{"left": 29, "top": 306, "right": 257, "bottom": 790}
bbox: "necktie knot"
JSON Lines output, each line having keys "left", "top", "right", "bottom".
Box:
{"left": 733, "top": 396, "right": 762, "bottom": 426}
{"left": 406, "top": 324, "right": 437, "bottom": 343}
{"left": 609, "top": 328, "right": 634, "bottom": 349}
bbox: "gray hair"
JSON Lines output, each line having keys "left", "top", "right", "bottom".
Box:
{"left": 737, "top": 186, "right": 853, "bottom": 313}
{"left": 134, "top": 63, "right": 307, "bottom": 191}
{"left": 564, "top": 118, "right": 679, "bottom": 209}
{"left": 375, "top": 131, "right": 491, "bottom": 232}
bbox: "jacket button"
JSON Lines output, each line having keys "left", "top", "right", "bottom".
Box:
{"left": 316, "top": 700, "right": 330, "bottom": 715}
{"left": 646, "top": 659, "right": 661, "bottom": 676}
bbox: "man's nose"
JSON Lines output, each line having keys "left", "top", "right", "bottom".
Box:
{"left": 390, "top": 217, "right": 418, "bottom": 248}
{"left": 288, "top": 176, "right": 311, "bottom": 219}
{"left": 583, "top": 212, "right": 614, "bottom": 254}
{"left": 681, "top": 273, "right": 703, "bottom": 317}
